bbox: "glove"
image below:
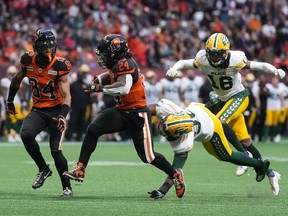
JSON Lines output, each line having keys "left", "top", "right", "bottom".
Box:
{"left": 6, "top": 101, "right": 17, "bottom": 115}
{"left": 274, "top": 69, "right": 286, "bottom": 79}
{"left": 84, "top": 83, "right": 103, "bottom": 93}
{"left": 147, "top": 190, "right": 166, "bottom": 200}
{"left": 205, "top": 91, "right": 220, "bottom": 109}
{"left": 52, "top": 115, "right": 66, "bottom": 132}
{"left": 166, "top": 68, "right": 180, "bottom": 77}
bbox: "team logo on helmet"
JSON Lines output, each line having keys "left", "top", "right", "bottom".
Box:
{"left": 159, "top": 112, "right": 194, "bottom": 139}
{"left": 110, "top": 38, "right": 121, "bottom": 52}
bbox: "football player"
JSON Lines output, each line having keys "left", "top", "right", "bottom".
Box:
{"left": 62, "top": 34, "right": 186, "bottom": 198}
{"left": 166, "top": 33, "right": 283, "bottom": 180}
{"left": 6, "top": 29, "right": 73, "bottom": 197}
{"left": 148, "top": 99, "right": 280, "bottom": 199}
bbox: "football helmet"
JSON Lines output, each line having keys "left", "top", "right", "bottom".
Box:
{"left": 7, "top": 65, "right": 17, "bottom": 79}
{"left": 158, "top": 112, "right": 193, "bottom": 140}
{"left": 95, "top": 34, "right": 129, "bottom": 69}
{"left": 205, "top": 33, "right": 230, "bottom": 66}
{"left": 32, "top": 29, "right": 57, "bottom": 62}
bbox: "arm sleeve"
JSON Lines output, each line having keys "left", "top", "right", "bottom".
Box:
{"left": 171, "top": 59, "right": 196, "bottom": 70}
{"left": 249, "top": 61, "right": 277, "bottom": 74}
{"left": 102, "top": 74, "right": 133, "bottom": 96}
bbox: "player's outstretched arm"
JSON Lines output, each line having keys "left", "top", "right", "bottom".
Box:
{"left": 246, "top": 61, "right": 286, "bottom": 79}
{"left": 166, "top": 59, "right": 195, "bottom": 77}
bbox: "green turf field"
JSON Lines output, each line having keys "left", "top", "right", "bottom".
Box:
{"left": 0, "top": 139, "right": 287, "bottom": 216}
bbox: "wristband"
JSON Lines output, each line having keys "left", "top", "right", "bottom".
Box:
{"left": 60, "top": 104, "right": 70, "bottom": 117}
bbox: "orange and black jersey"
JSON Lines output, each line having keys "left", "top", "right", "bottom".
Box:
{"left": 20, "top": 51, "right": 71, "bottom": 109}
{"left": 109, "top": 57, "right": 146, "bottom": 110}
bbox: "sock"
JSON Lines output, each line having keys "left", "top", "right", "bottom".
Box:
{"left": 172, "top": 152, "right": 188, "bottom": 169}
{"left": 228, "top": 151, "right": 260, "bottom": 167}
{"left": 158, "top": 177, "right": 174, "bottom": 194}
{"left": 268, "top": 169, "right": 274, "bottom": 177}
{"left": 156, "top": 152, "right": 188, "bottom": 194}
{"left": 222, "top": 123, "right": 245, "bottom": 152}
{"left": 246, "top": 144, "right": 262, "bottom": 159}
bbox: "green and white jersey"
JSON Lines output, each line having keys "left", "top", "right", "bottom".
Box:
{"left": 156, "top": 99, "right": 214, "bottom": 153}
{"left": 194, "top": 50, "right": 247, "bottom": 101}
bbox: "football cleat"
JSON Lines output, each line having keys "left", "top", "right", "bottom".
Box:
{"left": 172, "top": 168, "right": 186, "bottom": 198}
{"left": 61, "top": 187, "right": 73, "bottom": 197}
{"left": 236, "top": 151, "right": 253, "bottom": 176}
{"left": 148, "top": 190, "right": 166, "bottom": 200}
{"left": 254, "top": 159, "right": 270, "bottom": 182}
{"left": 269, "top": 171, "right": 281, "bottom": 196}
{"left": 62, "top": 162, "right": 85, "bottom": 182}
{"left": 32, "top": 165, "right": 52, "bottom": 189}
{"left": 236, "top": 165, "right": 248, "bottom": 176}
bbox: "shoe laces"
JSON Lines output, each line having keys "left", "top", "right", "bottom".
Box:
{"left": 173, "top": 171, "right": 182, "bottom": 188}
{"left": 71, "top": 162, "right": 84, "bottom": 172}
{"left": 35, "top": 172, "right": 43, "bottom": 181}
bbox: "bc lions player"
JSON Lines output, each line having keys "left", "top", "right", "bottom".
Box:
{"left": 6, "top": 29, "right": 72, "bottom": 196}
{"left": 63, "top": 34, "right": 186, "bottom": 199}
{"left": 166, "top": 33, "right": 283, "bottom": 194}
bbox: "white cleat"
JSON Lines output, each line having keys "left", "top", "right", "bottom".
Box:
{"left": 61, "top": 187, "right": 73, "bottom": 197}
{"left": 269, "top": 171, "right": 281, "bottom": 196}
{"left": 236, "top": 165, "right": 248, "bottom": 176}
{"left": 236, "top": 151, "right": 253, "bottom": 176}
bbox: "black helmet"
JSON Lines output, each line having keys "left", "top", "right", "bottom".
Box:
{"left": 32, "top": 29, "right": 57, "bottom": 62}
{"left": 95, "top": 34, "right": 129, "bottom": 69}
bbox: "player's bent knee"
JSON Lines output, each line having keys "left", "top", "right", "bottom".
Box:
{"left": 241, "top": 138, "right": 252, "bottom": 147}
{"left": 20, "top": 129, "right": 35, "bottom": 142}
{"left": 86, "top": 123, "right": 103, "bottom": 137}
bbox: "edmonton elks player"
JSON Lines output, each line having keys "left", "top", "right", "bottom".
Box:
{"left": 166, "top": 33, "right": 283, "bottom": 195}
{"left": 62, "top": 34, "right": 186, "bottom": 198}
{"left": 148, "top": 99, "right": 277, "bottom": 199}
{"left": 6, "top": 29, "right": 73, "bottom": 196}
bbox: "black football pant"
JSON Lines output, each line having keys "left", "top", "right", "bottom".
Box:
{"left": 78, "top": 106, "right": 176, "bottom": 177}
{"left": 20, "top": 107, "right": 71, "bottom": 190}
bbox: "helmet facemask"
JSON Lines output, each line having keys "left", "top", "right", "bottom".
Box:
{"left": 206, "top": 49, "right": 228, "bottom": 66}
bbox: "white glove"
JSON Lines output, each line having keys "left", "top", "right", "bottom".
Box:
{"left": 166, "top": 68, "right": 180, "bottom": 77}
{"left": 274, "top": 69, "right": 286, "bottom": 79}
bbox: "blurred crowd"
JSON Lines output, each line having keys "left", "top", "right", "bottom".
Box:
{"left": 1, "top": 0, "right": 288, "bottom": 142}
{"left": 0, "top": 0, "right": 287, "bottom": 72}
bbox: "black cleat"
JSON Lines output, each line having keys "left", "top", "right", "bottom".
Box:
{"left": 32, "top": 166, "right": 52, "bottom": 189}
{"left": 255, "top": 159, "right": 270, "bottom": 182}
{"left": 148, "top": 190, "right": 166, "bottom": 200}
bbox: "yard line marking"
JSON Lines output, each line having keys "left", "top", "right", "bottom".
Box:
{"left": 23, "top": 161, "right": 147, "bottom": 166}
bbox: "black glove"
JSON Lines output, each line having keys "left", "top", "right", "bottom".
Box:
{"left": 84, "top": 83, "right": 103, "bottom": 93}
{"left": 147, "top": 190, "right": 166, "bottom": 200}
{"left": 6, "top": 101, "right": 17, "bottom": 115}
{"left": 52, "top": 115, "right": 66, "bottom": 132}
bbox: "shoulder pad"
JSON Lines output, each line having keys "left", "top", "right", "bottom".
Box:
{"left": 111, "top": 57, "right": 137, "bottom": 75}
{"left": 20, "top": 52, "right": 34, "bottom": 65}
{"left": 53, "top": 57, "right": 72, "bottom": 76}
